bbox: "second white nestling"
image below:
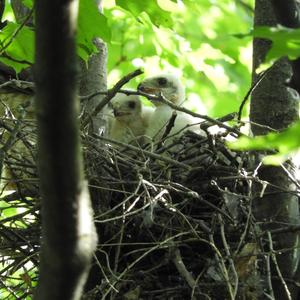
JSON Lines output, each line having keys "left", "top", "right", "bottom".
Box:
{"left": 108, "top": 93, "right": 154, "bottom": 145}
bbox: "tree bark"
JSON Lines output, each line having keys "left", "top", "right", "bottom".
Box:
{"left": 34, "top": 0, "right": 97, "bottom": 299}
{"left": 251, "top": 1, "right": 300, "bottom": 299}
{"left": 270, "top": 0, "right": 300, "bottom": 96}
{"left": 79, "top": 38, "right": 108, "bottom": 135}
{"left": 78, "top": 1, "right": 108, "bottom": 294}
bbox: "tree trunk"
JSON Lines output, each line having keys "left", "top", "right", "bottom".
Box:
{"left": 34, "top": 0, "right": 97, "bottom": 299}
{"left": 251, "top": 1, "right": 300, "bottom": 299}
{"left": 79, "top": 37, "right": 108, "bottom": 135}
{"left": 78, "top": 1, "right": 109, "bottom": 294}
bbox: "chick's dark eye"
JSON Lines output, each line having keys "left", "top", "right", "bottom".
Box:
{"left": 157, "top": 77, "right": 167, "bottom": 86}
{"left": 128, "top": 101, "right": 136, "bottom": 109}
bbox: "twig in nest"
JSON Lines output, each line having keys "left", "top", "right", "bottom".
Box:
{"left": 157, "top": 111, "right": 177, "bottom": 149}
{"left": 100, "top": 231, "right": 191, "bottom": 299}
{"left": 200, "top": 112, "right": 236, "bottom": 131}
{"left": 209, "top": 233, "right": 234, "bottom": 300}
{"left": 219, "top": 214, "right": 238, "bottom": 299}
{"left": 267, "top": 232, "right": 292, "bottom": 300}
{"left": 171, "top": 246, "right": 198, "bottom": 291}
{"left": 0, "top": 79, "right": 34, "bottom": 92}
{"left": 96, "top": 135, "right": 191, "bottom": 170}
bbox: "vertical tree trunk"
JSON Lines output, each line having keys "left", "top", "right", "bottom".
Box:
{"left": 79, "top": 37, "right": 108, "bottom": 135}
{"left": 34, "top": 0, "right": 97, "bottom": 299}
{"left": 79, "top": 0, "right": 108, "bottom": 136}
{"left": 251, "top": 1, "right": 300, "bottom": 299}
{"left": 79, "top": 1, "right": 108, "bottom": 294}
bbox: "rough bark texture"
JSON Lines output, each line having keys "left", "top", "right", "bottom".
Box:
{"left": 79, "top": 0, "right": 107, "bottom": 136}
{"left": 34, "top": 0, "right": 97, "bottom": 299}
{"left": 79, "top": 1, "right": 108, "bottom": 292}
{"left": 251, "top": 1, "right": 300, "bottom": 299}
{"left": 79, "top": 39, "right": 108, "bottom": 135}
{"left": 271, "top": 0, "right": 300, "bottom": 94}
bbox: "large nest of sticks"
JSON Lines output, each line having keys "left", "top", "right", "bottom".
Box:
{"left": 0, "top": 86, "right": 267, "bottom": 299}
{"left": 83, "top": 126, "right": 259, "bottom": 300}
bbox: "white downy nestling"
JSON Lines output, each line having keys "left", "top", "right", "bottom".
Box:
{"left": 108, "top": 93, "right": 154, "bottom": 145}
{"left": 137, "top": 74, "right": 200, "bottom": 143}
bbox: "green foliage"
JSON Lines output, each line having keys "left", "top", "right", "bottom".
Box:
{"left": 21, "top": 0, "right": 33, "bottom": 9}
{"left": 77, "top": 0, "right": 111, "bottom": 61}
{"left": 229, "top": 121, "right": 300, "bottom": 164}
{"left": 0, "top": 21, "right": 34, "bottom": 72}
{"left": 0, "top": 0, "right": 254, "bottom": 117}
{"left": 238, "top": 26, "right": 300, "bottom": 64}
{"left": 116, "top": 0, "right": 173, "bottom": 27}
{"left": 105, "top": 1, "right": 253, "bottom": 117}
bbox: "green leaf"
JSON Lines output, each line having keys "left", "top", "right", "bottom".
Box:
{"left": 77, "top": 0, "right": 111, "bottom": 60}
{"left": 238, "top": 26, "right": 300, "bottom": 63}
{"left": 22, "top": 0, "right": 33, "bottom": 8}
{"left": 228, "top": 121, "right": 300, "bottom": 164}
{"left": 0, "top": 22, "right": 34, "bottom": 72}
{"left": 115, "top": 0, "right": 173, "bottom": 27}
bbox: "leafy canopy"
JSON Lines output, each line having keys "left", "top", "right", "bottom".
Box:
{"left": 0, "top": 0, "right": 253, "bottom": 117}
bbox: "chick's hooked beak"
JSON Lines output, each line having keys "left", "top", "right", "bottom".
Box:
{"left": 138, "top": 82, "right": 159, "bottom": 95}
{"left": 113, "top": 108, "right": 131, "bottom": 117}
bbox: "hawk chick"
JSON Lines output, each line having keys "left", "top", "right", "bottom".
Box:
{"left": 108, "top": 93, "right": 154, "bottom": 145}
{"left": 138, "top": 74, "right": 201, "bottom": 143}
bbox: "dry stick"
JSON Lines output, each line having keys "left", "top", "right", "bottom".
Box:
{"left": 234, "top": 196, "right": 252, "bottom": 255}
{"left": 263, "top": 224, "right": 300, "bottom": 236}
{"left": 0, "top": 79, "right": 34, "bottom": 90}
{"left": 93, "top": 253, "right": 119, "bottom": 293}
{"left": 156, "top": 111, "right": 178, "bottom": 150}
{"left": 280, "top": 162, "right": 300, "bottom": 190}
{"left": 163, "top": 183, "right": 233, "bottom": 222}
{"left": 96, "top": 135, "right": 191, "bottom": 170}
{"left": 161, "top": 111, "right": 177, "bottom": 141}
{"left": 265, "top": 252, "right": 275, "bottom": 299}
{"left": 237, "top": 66, "right": 273, "bottom": 121}
{"left": 81, "top": 69, "right": 143, "bottom": 128}
{"left": 219, "top": 214, "right": 239, "bottom": 299}
{"left": 171, "top": 247, "right": 198, "bottom": 291}
{"left": 267, "top": 231, "right": 292, "bottom": 300}
{"left": 95, "top": 202, "right": 151, "bottom": 223}
{"left": 112, "top": 152, "right": 128, "bottom": 281}
{"left": 209, "top": 233, "right": 234, "bottom": 300}
{"left": 101, "top": 231, "right": 192, "bottom": 299}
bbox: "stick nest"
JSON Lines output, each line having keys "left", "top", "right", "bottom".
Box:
{"left": 0, "top": 105, "right": 266, "bottom": 299}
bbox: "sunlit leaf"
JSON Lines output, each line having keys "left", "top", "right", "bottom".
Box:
{"left": 116, "top": 0, "right": 173, "bottom": 27}
{"left": 237, "top": 26, "right": 300, "bottom": 63}
{"left": 0, "top": 22, "right": 34, "bottom": 72}
{"left": 77, "top": 0, "right": 111, "bottom": 60}
{"left": 228, "top": 121, "right": 300, "bottom": 164}
{"left": 22, "top": 0, "right": 33, "bottom": 8}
